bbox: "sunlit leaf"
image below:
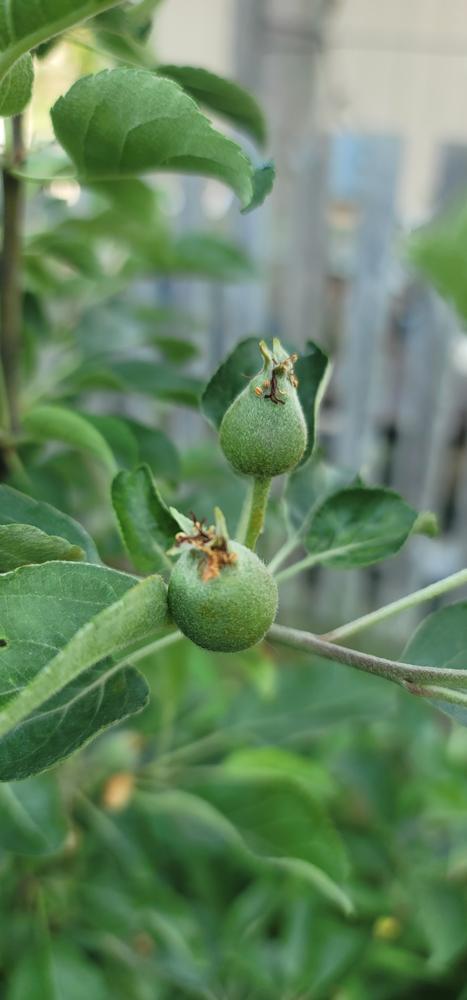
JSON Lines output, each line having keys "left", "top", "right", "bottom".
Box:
{"left": 0, "top": 53, "right": 33, "bottom": 116}
{"left": 158, "top": 64, "right": 267, "bottom": 146}
{"left": 0, "top": 0, "right": 122, "bottom": 116}
{"left": 52, "top": 69, "right": 269, "bottom": 211}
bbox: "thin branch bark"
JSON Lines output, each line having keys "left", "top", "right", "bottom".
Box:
{"left": 267, "top": 623, "right": 467, "bottom": 691}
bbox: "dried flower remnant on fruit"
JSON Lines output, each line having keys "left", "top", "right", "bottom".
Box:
{"left": 220, "top": 338, "right": 308, "bottom": 477}
{"left": 168, "top": 526, "right": 278, "bottom": 652}
{"left": 175, "top": 512, "right": 237, "bottom": 581}
{"left": 254, "top": 348, "right": 300, "bottom": 405}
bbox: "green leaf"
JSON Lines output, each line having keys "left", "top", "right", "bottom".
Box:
{"left": 415, "top": 882, "right": 467, "bottom": 971}
{"left": 201, "top": 337, "right": 263, "bottom": 429}
{"left": 105, "top": 359, "right": 203, "bottom": 407}
{"left": 201, "top": 337, "right": 329, "bottom": 456}
{"left": 27, "top": 225, "right": 101, "bottom": 278}
{"left": 171, "top": 233, "right": 254, "bottom": 280}
{"left": 206, "top": 771, "right": 349, "bottom": 885}
{"left": 92, "top": 7, "right": 153, "bottom": 66}
{"left": 403, "top": 603, "right": 467, "bottom": 726}
{"left": 242, "top": 161, "right": 276, "bottom": 214}
{"left": 136, "top": 302, "right": 202, "bottom": 333}
{"left": 169, "top": 505, "right": 198, "bottom": 535}
{"left": 223, "top": 746, "right": 334, "bottom": 793}
{"left": 0, "top": 485, "right": 100, "bottom": 562}
{"left": 0, "top": 773, "right": 67, "bottom": 855}
{"left": 286, "top": 457, "right": 359, "bottom": 533}
{"left": 52, "top": 68, "right": 267, "bottom": 210}
{"left": 112, "top": 464, "right": 178, "bottom": 574}
{"left": 8, "top": 941, "right": 108, "bottom": 1000}
{"left": 0, "top": 563, "right": 168, "bottom": 780}
{"left": 157, "top": 65, "right": 267, "bottom": 146}
{"left": 229, "top": 645, "right": 397, "bottom": 744}
{"left": 0, "top": 0, "right": 122, "bottom": 117}
{"left": 0, "top": 523, "right": 84, "bottom": 572}
{"left": 413, "top": 509, "right": 439, "bottom": 538}
{"left": 123, "top": 419, "right": 181, "bottom": 481}
{"left": 23, "top": 405, "right": 118, "bottom": 476}
{"left": 305, "top": 486, "right": 419, "bottom": 567}
{"left": 408, "top": 197, "right": 467, "bottom": 323}
{"left": 294, "top": 340, "right": 330, "bottom": 465}
{"left": 148, "top": 779, "right": 352, "bottom": 915}
{"left": 0, "top": 52, "right": 32, "bottom": 116}
{"left": 78, "top": 412, "right": 139, "bottom": 470}
{"left": 152, "top": 336, "right": 199, "bottom": 364}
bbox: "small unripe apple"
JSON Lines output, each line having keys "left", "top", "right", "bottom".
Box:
{"left": 168, "top": 539, "right": 278, "bottom": 652}
{"left": 220, "top": 339, "right": 307, "bottom": 478}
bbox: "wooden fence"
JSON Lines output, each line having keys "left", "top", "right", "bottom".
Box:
{"left": 150, "top": 0, "right": 467, "bottom": 637}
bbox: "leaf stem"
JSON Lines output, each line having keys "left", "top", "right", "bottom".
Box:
{"left": 65, "top": 31, "right": 151, "bottom": 71}
{"left": 118, "top": 629, "right": 183, "bottom": 668}
{"left": 243, "top": 477, "right": 271, "bottom": 550}
{"left": 404, "top": 683, "right": 467, "bottom": 708}
{"left": 275, "top": 544, "right": 353, "bottom": 583}
{"left": 323, "top": 569, "right": 467, "bottom": 643}
{"left": 10, "top": 169, "right": 77, "bottom": 184}
{"left": 267, "top": 623, "right": 467, "bottom": 690}
{"left": 268, "top": 535, "right": 301, "bottom": 573}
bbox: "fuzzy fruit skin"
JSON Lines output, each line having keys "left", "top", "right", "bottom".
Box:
{"left": 220, "top": 368, "right": 307, "bottom": 477}
{"left": 168, "top": 541, "right": 278, "bottom": 652}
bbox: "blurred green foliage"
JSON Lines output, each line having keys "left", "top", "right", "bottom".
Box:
{"left": 3, "top": 638, "right": 467, "bottom": 998}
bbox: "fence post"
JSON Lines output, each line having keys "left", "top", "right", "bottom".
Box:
{"left": 233, "top": 0, "right": 334, "bottom": 349}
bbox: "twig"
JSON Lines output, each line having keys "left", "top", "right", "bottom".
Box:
{"left": 323, "top": 568, "right": 467, "bottom": 643}
{"left": 1, "top": 115, "right": 25, "bottom": 433}
{"left": 267, "top": 623, "right": 467, "bottom": 693}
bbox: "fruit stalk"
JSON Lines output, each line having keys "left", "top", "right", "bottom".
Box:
{"left": 244, "top": 476, "right": 271, "bottom": 550}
